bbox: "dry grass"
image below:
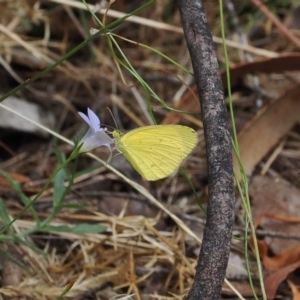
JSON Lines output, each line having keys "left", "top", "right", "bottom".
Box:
{"left": 0, "top": 0, "right": 299, "bottom": 299}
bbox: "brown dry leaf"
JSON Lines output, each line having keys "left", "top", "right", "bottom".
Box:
{"left": 249, "top": 234, "right": 300, "bottom": 271}
{"left": 259, "top": 239, "right": 300, "bottom": 270}
{"left": 264, "top": 261, "right": 300, "bottom": 300}
{"left": 162, "top": 54, "right": 300, "bottom": 125}
{"left": 234, "top": 84, "right": 300, "bottom": 178}
{"left": 161, "top": 86, "right": 200, "bottom": 125}
{"left": 0, "top": 172, "right": 30, "bottom": 188}
{"left": 250, "top": 175, "right": 300, "bottom": 253}
{"left": 287, "top": 280, "right": 300, "bottom": 300}
{"left": 249, "top": 212, "right": 300, "bottom": 298}
{"left": 228, "top": 54, "right": 300, "bottom": 86}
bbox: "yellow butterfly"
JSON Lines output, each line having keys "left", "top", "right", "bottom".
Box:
{"left": 113, "top": 125, "right": 198, "bottom": 181}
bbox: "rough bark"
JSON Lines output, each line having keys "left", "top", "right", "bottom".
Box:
{"left": 177, "top": 1, "right": 235, "bottom": 299}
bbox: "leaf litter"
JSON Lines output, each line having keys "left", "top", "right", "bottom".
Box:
{"left": 1, "top": 0, "right": 300, "bottom": 299}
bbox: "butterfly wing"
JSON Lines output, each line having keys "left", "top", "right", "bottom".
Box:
{"left": 117, "top": 125, "right": 198, "bottom": 181}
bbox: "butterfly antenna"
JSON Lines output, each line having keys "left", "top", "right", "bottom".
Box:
{"left": 106, "top": 107, "right": 118, "bottom": 131}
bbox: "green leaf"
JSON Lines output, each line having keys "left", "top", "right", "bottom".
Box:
{"left": 53, "top": 168, "right": 66, "bottom": 207}
{"left": 72, "top": 223, "right": 107, "bottom": 235}
{"left": 0, "top": 198, "right": 11, "bottom": 227}
{"left": 41, "top": 223, "right": 106, "bottom": 235}
{"left": 41, "top": 225, "right": 72, "bottom": 233}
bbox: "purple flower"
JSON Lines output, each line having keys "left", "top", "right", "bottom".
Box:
{"left": 78, "top": 108, "right": 113, "bottom": 157}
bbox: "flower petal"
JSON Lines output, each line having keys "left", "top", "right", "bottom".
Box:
{"left": 87, "top": 108, "right": 101, "bottom": 131}
{"left": 79, "top": 129, "right": 113, "bottom": 153}
{"left": 78, "top": 111, "right": 91, "bottom": 126}
{"left": 94, "top": 130, "right": 114, "bottom": 147}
